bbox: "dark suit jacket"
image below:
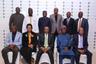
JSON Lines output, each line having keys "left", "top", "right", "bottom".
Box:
{"left": 38, "top": 33, "right": 54, "bottom": 51}
{"left": 76, "top": 18, "right": 89, "bottom": 36}
{"left": 22, "top": 32, "right": 37, "bottom": 52}
{"left": 63, "top": 18, "right": 77, "bottom": 35}
{"left": 73, "top": 34, "right": 88, "bottom": 50}
{"left": 9, "top": 13, "right": 24, "bottom": 33}
{"left": 38, "top": 17, "right": 51, "bottom": 33}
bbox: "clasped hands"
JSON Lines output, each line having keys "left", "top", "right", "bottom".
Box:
{"left": 41, "top": 47, "right": 49, "bottom": 53}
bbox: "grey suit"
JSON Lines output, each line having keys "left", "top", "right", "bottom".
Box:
{"left": 50, "top": 14, "right": 63, "bottom": 33}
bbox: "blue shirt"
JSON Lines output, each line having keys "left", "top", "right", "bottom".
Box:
{"left": 57, "top": 33, "right": 74, "bottom": 55}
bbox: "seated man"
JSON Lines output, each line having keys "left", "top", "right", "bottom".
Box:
{"left": 20, "top": 24, "right": 37, "bottom": 64}
{"left": 35, "top": 26, "right": 54, "bottom": 64}
{"left": 57, "top": 25, "right": 74, "bottom": 64}
{"left": 2, "top": 25, "right": 22, "bottom": 64}
{"left": 73, "top": 27, "right": 92, "bottom": 64}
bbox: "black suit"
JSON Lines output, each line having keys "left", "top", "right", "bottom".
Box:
{"left": 35, "top": 33, "right": 54, "bottom": 64}
{"left": 20, "top": 32, "right": 37, "bottom": 64}
{"left": 75, "top": 18, "right": 89, "bottom": 37}
{"left": 63, "top": 18, "right": 77, "bottom": 35}
{"left": 38, "top": 17, "right": 51, "bottom": 33}
{"left": 73, "top": 34, "right": 92, "bottom": 64}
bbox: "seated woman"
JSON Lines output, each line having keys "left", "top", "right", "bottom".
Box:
{"left": 57, "top": 25, "right": 74, "bottom": 64}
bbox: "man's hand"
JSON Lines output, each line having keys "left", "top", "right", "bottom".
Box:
{"left": 28, "top": 44, "right": 33, "bottom": 48}
{"left": 44, "top": 48, "right": 49, "bottom": 53}
{"left": 78, "top": 49, "right": 85, "bottom": 54}
{"left": 9, "top": 44, "right": 15, "bottom": 49}
{"left": 64, "top": 47, "right": 68, "bottom": 51}
{"left": 41, "top": 47, "right": 45, "bottom": 52}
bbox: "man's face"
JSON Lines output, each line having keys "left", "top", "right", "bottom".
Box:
{"left": 79, "top": 27, "right": 84, "bottom": 35}
{"left": 16, "top": 7, "right": 20, "bottom": 14}
{"left": 78, "top": 12, "right": 83, "bottom": 18}
{"left": 27, "top": 26, "right": 32, "bottom": 32}
{"left": 28, "top": 8, "right": 33, "bottom": 16}
{"left": 66, "top": 12, "right": 71, "bottom": 18}
{"left": 54, "top": 8, "right": 58, "bottom": 14}
{"left": 44, "top": 27, "right": 49, "bottom": 33}
{"left": 43, "top": 11, "right": 47, "bottom": 17}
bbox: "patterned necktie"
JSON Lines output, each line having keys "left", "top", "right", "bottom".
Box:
{"left": 28, "top": 33, "right": 31, "bottom": 45}
{"left": 44, "top": 34, "right": 48, "bottom": 48}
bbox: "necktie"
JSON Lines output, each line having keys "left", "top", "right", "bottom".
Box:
{"left": 44, "top": 34, "right": 48, "bottom": 48}
{"left": 28, "top": 33, "right": 32, "bottom": 45}
{"left": 55, "top": 15, "right": 57, "bottom": 22}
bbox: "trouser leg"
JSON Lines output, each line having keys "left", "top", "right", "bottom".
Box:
{"left": 35, "top": 50, "right": 43, "bottom": 64}
{"left": 2, "top": 47, "right": 11, "bottom": 64}
{"left": 12, "top": 46, "right": 19, "bottom": 64}
{"left": 47, "top": 50, "right": 54, "bottom": 64}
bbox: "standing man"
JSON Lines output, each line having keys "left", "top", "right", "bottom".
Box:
{"left": 50, "top": 8, "right": 63, "bottom": 36}
{"left": 20, "top": 24, "right": 37, "bottom": 64}
{"left": 2, "top": 25, "right": 22, "bottom": 64}
{"left": 76, "top": 11, "right": 89, "bottom": 37}
{"left": 9, "top": 7, "right": 24, "bottom": 33}
{"left": 63, "top": 12, "right": 76, "bottom": 35}
{"left": 35, "top": 26, "right": 54, "bottom": 64}
{"left": 22, "top": 8, "right": 39, "bottom": 33}
{"left": 73, "top": 27, "right": 92, "bottom": 64}
{"left": 38, "top": 10, "right": 51, "bottom": 33}
{"left": 57, "top": 25, "right": 74, "bottom": 64}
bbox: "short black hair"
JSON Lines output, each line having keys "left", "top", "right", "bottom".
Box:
{"left": 26, "top": 24, "right": 32, "bottom": 28}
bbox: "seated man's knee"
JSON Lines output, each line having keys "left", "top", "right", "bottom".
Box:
{"left": 88, "top": 51, "right": 92, "bottom": 57}
{"left": 2, "top": 47, "right": 8, "bottom": 54}
{"left": 13, "top": 47, "right": 19, "bottom": 53}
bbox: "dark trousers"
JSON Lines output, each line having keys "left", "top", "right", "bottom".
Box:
{"left": 74, "top": 49, "right": 92, "bottom": 64}
{"left": 35, "top": 50, "right": 54, "bottom": 64}
{"left": 20, "top": 47, "right": 33, "bottom": 64}
{"left": 59, "top": 55, "right": 74, "bottom": 64}
{"left": 2, "top": 46, "right": 19, "bottom": 64}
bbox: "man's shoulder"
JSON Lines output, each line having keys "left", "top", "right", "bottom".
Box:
{"left": 39, "top": 17, "right": 43, "bottom": 19}
{"left": 58, "top": 14, "right": 62, "bottom": 17}
{"left": 70, "top": 18, "right": 75, "bottom": 20}
{"left": 22, "top": 32, "right": 27, "bottom": 35}
{"left": 17, "top": 32, "right": 22, "bottom": 35}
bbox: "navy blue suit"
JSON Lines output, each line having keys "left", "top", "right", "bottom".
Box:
{"left": 76, "top": 18, "right": 89, "bottom": 36}
{"left": 73, "top": 34, "right": 92, "bottom": 64}
{"left": 63, "top": 18, "right": 77, "bottom": 35}
{"left": 38, "top": 17, "right": 51, "bottom": 33}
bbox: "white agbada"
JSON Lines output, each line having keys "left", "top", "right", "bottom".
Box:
{"left": 22, "top": 15, "right": 39, "bottom": 33}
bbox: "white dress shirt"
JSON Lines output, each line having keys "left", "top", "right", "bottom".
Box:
{"left": 67, "top": 18, "right": 70, "bottom": 25}
{"left": 78, "top": 35, "right": 83, "bottom": 48}
{"left": 22, "top": 16, "right": 39, "bottom": 33}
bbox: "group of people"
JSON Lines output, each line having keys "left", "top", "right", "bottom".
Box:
{"left": 1, "top": 7, "right": 92, "bottom": 64}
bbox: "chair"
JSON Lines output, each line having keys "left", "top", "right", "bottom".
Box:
{"left": 80, "top": 54, "right": 87, "bottom": 64}
{"left": 32, "top": 52, "right": 37, "bottom": 64}
{"left": 8, "top": 51, "right": 20, "bottom": 64}
{"left": 63, "top": 58, "right": 71, "bottom": 64}
{"left": 39, "top": 53, "right": 51, "bottom": 64}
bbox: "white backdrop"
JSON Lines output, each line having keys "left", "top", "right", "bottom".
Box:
{"left": 0, "top": 0, "right": 96, "bottom": 64}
